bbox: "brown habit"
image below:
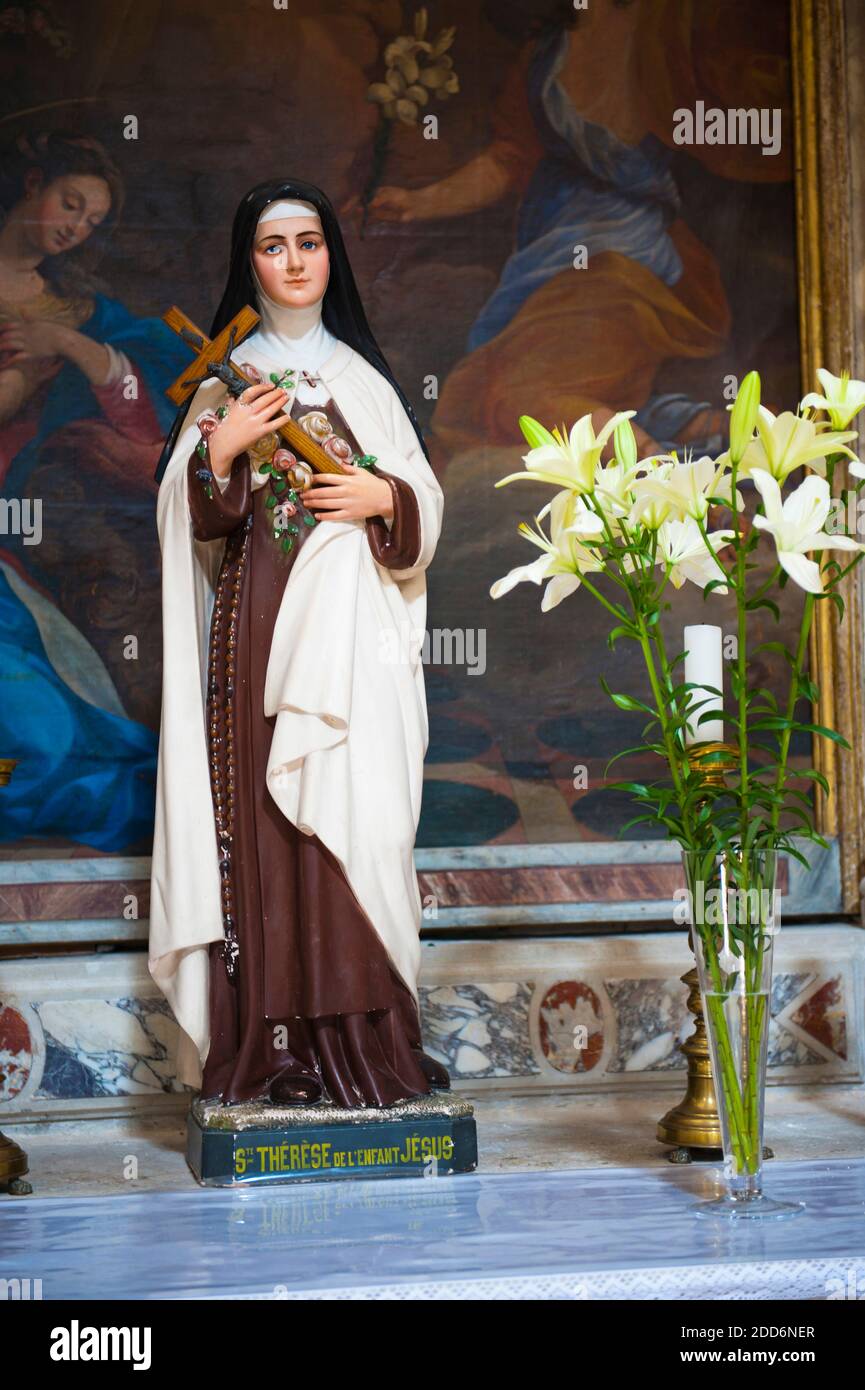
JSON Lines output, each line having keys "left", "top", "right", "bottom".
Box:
{"left": 187, "top": 392, "right": 449, "bottom": 1108}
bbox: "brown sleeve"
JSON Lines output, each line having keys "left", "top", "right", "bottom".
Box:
{"left": 187, "top": 446, "right": 252, "bottom": 541}
{"left": 365, "top": 469, "right": 421, "bottom": 569}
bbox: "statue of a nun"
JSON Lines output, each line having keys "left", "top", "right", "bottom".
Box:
{"left": 149, "top": 179, "right": 449, "bottom": 1107}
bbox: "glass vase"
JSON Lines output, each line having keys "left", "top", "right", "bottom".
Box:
{"left": 682, "top": 845, "right": 803, "bottom": 1221}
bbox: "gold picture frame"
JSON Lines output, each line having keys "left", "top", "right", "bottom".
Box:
{"left": 792, "top": 0, "right": 865, "bottom": 913}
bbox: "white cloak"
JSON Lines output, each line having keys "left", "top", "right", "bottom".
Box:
{"left": 148, "top": 338, "right": 443, "bottom": 1087}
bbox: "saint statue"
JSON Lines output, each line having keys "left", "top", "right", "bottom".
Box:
{"left": 148, "top": 179, "right": 450, "bottom": 1110}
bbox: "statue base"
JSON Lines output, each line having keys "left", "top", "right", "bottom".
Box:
{"left": 187, "top": 1091, "right": 478, "bottom": 1187}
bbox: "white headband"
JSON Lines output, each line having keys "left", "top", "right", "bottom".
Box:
{"left": 257, "top": 198, "right": 321, "bottom": 226}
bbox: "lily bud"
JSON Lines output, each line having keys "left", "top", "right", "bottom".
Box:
{"left": 614, "top": 417, "right": 637, "bottom": 471}
{"left": 519, "top": 414, "right": 555, "bottom": 450}
{"left": 729, "top": 370, "right": 761, "bottom": 465}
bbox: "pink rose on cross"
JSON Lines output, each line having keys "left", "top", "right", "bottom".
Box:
{"left": 272, "top": 449, "right": 298, "bottom": 472}
{"left": 323, "top": 434, "right": 353, "bottom": 465}
{"left": 196, "top": 410, "right": 220, "bottom": 438}
{"left": 273, "top": 500, "right": 298, "bottom": 533}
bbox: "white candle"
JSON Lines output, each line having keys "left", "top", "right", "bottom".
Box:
{"left": 684, "top": 624, "right": 723, "bottom": 745}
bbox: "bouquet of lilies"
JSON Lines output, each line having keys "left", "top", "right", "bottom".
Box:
{"left": 491, "top": 369, "right": 865, "bottom": 1179}
{"left": 491, "top": 367, "right": 865, "bottom": 859}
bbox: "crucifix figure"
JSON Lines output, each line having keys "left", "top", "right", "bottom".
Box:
{"left": 159, "top": 305, "right": 347, "bottom": 478}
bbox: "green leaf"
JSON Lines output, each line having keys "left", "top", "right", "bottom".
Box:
{"left": 781, "top": 843, "right": 817, "bottom": 870}
{"left": 797, "top": 768, "right": 831, "bottom": 795}
{"left": 599, "top": 675, "right": 654, "bottom": 715}
{"left": 750, "top": 685, "right": 779, "bottom": 708}
{"left": 799, "top": 722, "right": 851, "bottom": 749}
{"left": 607, "top": 624, "right": 637, "bottom": 651}
{"left": 746, "top": 597, "right": 781, "bottom": 622}
{"left": 617, "top": 813, "right": 661, "bottom": 835}
{"left": 703, "top": 578, "right": 728, "bottom": 598}
{"left": 608, "top": 781, "right": 652, "bottom": 798}
{"left": 603, "top": 745, "right": 651, "bottom": 775}
{"left": 265, "top": 495, "right": 277, "bottom": 510}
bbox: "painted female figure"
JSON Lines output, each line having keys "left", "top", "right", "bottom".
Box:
{"left": 0, "top": 131, "right": 190, "bottom": 850}
{"left": 149, "top": 179, "right": 450, "bottom": 1107}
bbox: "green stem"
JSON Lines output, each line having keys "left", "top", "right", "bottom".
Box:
{"left": 572, "top": 570, "right": 634, "bottom": 627}
{"left": 704, "top": 991, "right": 756, "bottom": 1172}
{"left": 637, "top": 611, "right": 698, "bottom": 844}
{"left": 650, "top": 609, "right": 698, "bottom": 803}
{"left": 769, "top": 592, "right": 815, "bottom": 841}
{"left": 581, "top": 505, "right": 695, "bottom": 840}
{"left": 730, "top": 458, "right": 750, "bottom": 857}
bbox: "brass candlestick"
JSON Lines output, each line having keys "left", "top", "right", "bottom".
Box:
{"left": 656, "top": 740, "right": 735, "bottom": 1162}
{"left": 0, "top": 758, "right": 31, "bottom": 1194}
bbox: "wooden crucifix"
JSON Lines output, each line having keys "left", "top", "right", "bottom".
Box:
{"left": 162, "top": 305, "right": 347, "bottom": 476}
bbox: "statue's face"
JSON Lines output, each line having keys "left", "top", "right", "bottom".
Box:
{"left": 22, "top": 173, "right": 111, "bottom": 257}
{"left": 251, "top": 215, "right": 330, "bottom": 308}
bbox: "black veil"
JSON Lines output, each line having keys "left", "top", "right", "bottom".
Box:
{"left": 154, "top": 177, "right": 429, "bottom": 482}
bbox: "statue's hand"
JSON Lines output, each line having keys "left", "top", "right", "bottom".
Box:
{"left": 208, "top": 382, "right": 291, "bottom": 477}
{"left": 303, "top": 463, "right": 394, "bottom": 523}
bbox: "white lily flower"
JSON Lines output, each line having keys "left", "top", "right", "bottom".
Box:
{"left": 628, "top": 458, "right": 677, "bottom": 530}
{"left": 594, "top": 458, "right": 643, "bottom": 521}
{"left": 497, "top": 410, "right": 636, "bottom": 495}
{"left": 750, "top": 467, "right": 864, "bottom": 593}
{"left": 489, "top": 551, "right": 560, "bottom": 602}
{"left": 544, "top": 496, "right": 605, "bottom": 540}
{"left": 739, "top": 406, "right": 859, "bottom": 484}
{"left": 800, "top": 369, "right": 865, "bottom": 431}
{"left": 490, "top": 489, "right": 604, "bottom": 611}
{"left": 634, "top": 453, "right": 744, "bottom": 523}
{"left": 656, "top": 516, "right": 735, "bottom": 592}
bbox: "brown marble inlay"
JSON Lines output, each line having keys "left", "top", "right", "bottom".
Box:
{"left": 0, "top": 880, "right": 151, "bottom": 923}
{"left": 1, "top": 858, "right": 789, "bottom": 922}
{"left": 417, "top": 859, "right": 789, "bottom": 908}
